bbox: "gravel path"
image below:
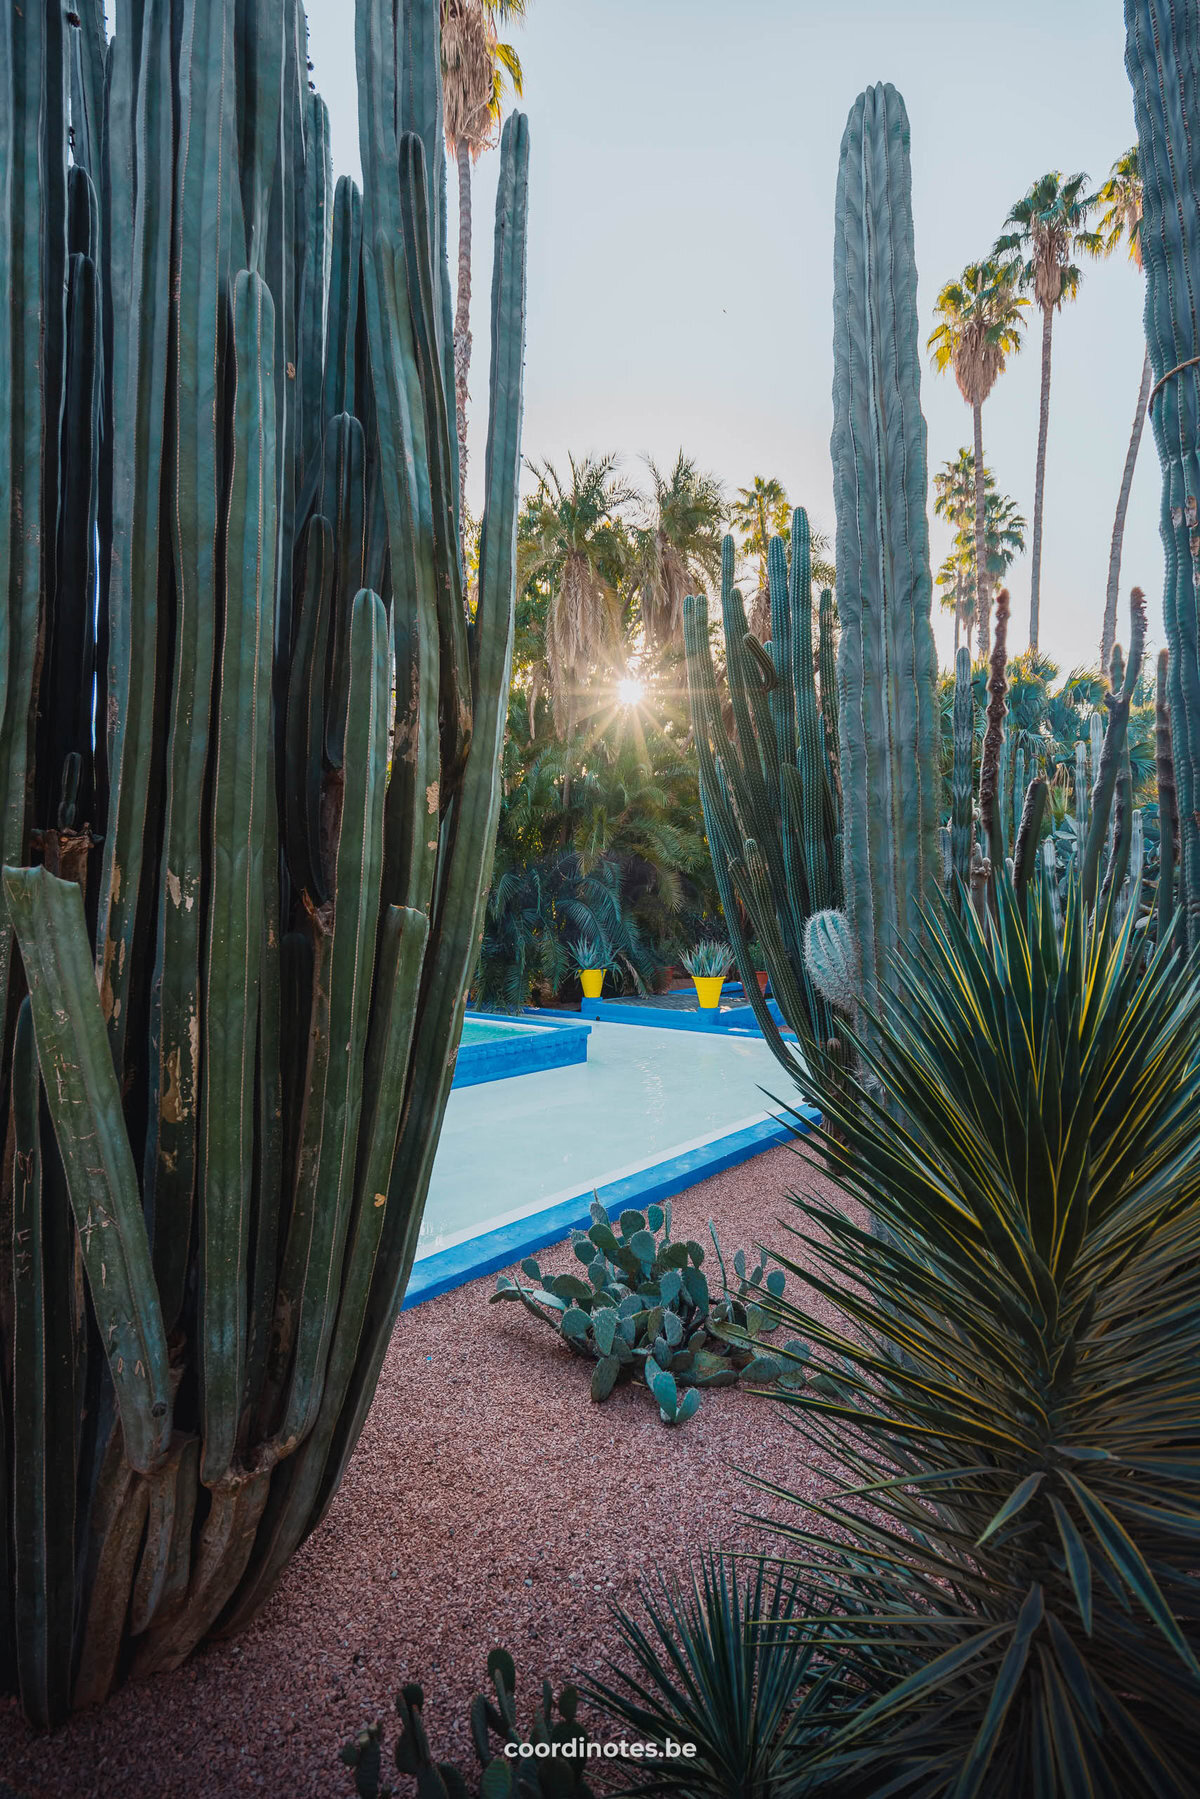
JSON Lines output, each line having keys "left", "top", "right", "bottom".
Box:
{"left": 0, "top": 1141, "right": 851, "bottom": 1798}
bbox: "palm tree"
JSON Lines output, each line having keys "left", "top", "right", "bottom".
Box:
{"left": 730, "top": 475, "right": 789, "bottom": 591}
{"left": 995, "top": 173, "right": 1100, "bottom": 649}
{"left": 1092, "top": 147, "right": 1149, "bottom": 671}
{"left": 633, "top": 452, "right": 724, "bottom": 651}
{"left": 441, "top": 0, "right": 526, "bottom": 541}
{"left": 934, "top": 462, "right": 1026, "bottom": 658}
{"left": 933, "top": 448, "right": 986, "bottom": 654}
{"left": 730, "top": 476, "right": 835, "bottom": 639}
{"left": 928, "top": 260, "right": 1026, "bottom": 655}
{"left": 517, "top": 454, "right": 636, "bottom": 756}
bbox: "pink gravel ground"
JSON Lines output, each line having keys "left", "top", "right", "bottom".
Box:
{"left": 0, "top": 1141, "right": 852, "bottom": 1799}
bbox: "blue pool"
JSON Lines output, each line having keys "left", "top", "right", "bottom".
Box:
{"left": 451, "top": 1012, "right": 591, "bottom": 1088}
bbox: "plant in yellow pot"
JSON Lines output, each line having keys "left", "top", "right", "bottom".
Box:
{"left": 682, "top": 940, "right": 734, "bottom": 1009}
{"left": 568, "top": 936, "right": 609, "bottom": 1001}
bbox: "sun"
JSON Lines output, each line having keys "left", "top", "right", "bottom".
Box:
{"left": 616, "top": 675, "right": 646, "bottom": 707}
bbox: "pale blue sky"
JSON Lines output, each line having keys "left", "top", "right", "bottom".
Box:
{"left": 307, "top": 0, "right": 1158, "bottom": 674}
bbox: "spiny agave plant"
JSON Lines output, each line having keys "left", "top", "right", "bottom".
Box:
{"left": 584, "top": 1553, "right": 850, "bottom": 1798}
{"left": 756, "top": 872, "right": 1200, "bottom": 1794}
{"left": 0, "top": 0, "right": 526, "bottom": 1724}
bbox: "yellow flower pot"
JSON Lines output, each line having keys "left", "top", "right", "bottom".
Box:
{"left": 580, "top": 968, "right": 605, "bottom": 999}
{"left": 692, "top": 975, "right": 724, "bottom": 1009}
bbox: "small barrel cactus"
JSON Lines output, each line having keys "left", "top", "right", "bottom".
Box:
{"left": 803, "top": 909, "right": 860, "bottom": 1014}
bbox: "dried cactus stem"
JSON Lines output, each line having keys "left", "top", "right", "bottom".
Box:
{"left": 978, "top": 587, "right": 1011, "bottom": 870}
{"left": 1013, "top": 778, "right": 1049, "bottom": 897}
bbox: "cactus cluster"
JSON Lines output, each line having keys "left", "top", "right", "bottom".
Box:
{"left": 683, "top": 522, "right": 844, "bottom": 1072}
{"left": 341, "top": 1649, "right": 595, "bottom": 1799}
{"left": 684, "top": 87, "right": 942, "bottom": 1076}
{"left": 0, "top": 0, "right": 527, "bottom": 1722}
{"left": 491, "top": 1199, "right": 808, "bottom": 1426}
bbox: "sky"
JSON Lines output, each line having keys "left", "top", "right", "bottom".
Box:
{"left": 305, "top": 0, "right": 1160, "bottom": 676}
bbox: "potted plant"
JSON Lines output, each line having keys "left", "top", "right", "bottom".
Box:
{"left": 745, "top": 940, "right": 769, "bottom": 995}
{"left": 682, "top": 940, "right": 733, "bottom": 1009}
{"left": 567, "top": 935, "right": 609, "bottom": 1000}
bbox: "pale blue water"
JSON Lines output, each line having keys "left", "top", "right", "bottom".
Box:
{"left": 420, "top": 1019, "right": 803, "bottom": 1257}
{"left": 458, "top": 1017, "right": 537, "bottom": 1046}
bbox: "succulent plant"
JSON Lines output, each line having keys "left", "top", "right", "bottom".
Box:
{"left": 683, "top": 527, "right": 842, "bottom": 1079}
{"left": 0, "top": 0, "right": 528, "bottom": 1721}
{"left": 566, "top": 935, "right": 608, "bottom": 971}
{"left": 680, "top": 939, "right": 733, "bottom": 980}
{"left": 802, "top": 909, "right": 859, "bottom": 1014}
{"left": 340, "top": 1648, "right": 595, "bottom": 1797}
{"left": 491, "top": 1200, "right": 808, "bottom": 1426}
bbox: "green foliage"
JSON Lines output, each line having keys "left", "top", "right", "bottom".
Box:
{"left": 680, "top": 939, "right": 733, "bottom": 979}
{"left": 565, "top": 935, "right": 608, "bottom": 972}
{"left": 476, "top": 717, "right": 715, "bottom": 1010}
{"left": 757, "top": 869, "right": 1200, "bottom": 1794}
{"left": 585, "top": 1553, "right": 851, "bottom": 1798}
{"left": 491, "top": 1199, "right": 805, "bottom": 1427}
{"left": 0, "top": 0, "right": 527, "bottom": 1719}
{"left": 340, "top": 1648, "right": 595, "bottom": 1797}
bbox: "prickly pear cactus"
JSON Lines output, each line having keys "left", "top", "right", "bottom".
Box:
{"left": 0, "top": 0, "right": 527, "bottom": 1721}
{"left": 491, "top": 1199, "right": 808, "bottom": 1425}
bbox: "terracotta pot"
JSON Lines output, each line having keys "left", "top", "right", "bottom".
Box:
{"left": 755, "top": 970, "right": 769, "bottom": 995}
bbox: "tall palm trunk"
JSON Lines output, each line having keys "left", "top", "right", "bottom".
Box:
{"left": 972, "top": 401, "right": 988, "bottom": 659}
{"left": 1028, "top": 302, "right": 1054, "bottom": 651}
{"left": 562, "top": 688, "right": 576, "bottom": 814}
{"left": 1101, "top": 344, "right": 1152, "bottom": 670}
{"left": 453, "top": 136, "right": 473, "bottom": 545}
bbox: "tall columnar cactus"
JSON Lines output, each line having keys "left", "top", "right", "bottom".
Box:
{"left": 682, "top": 518, "right": 841, "bottom": 1073}
{"left": 830, "top": 84, "right": 941, "bottom": 1021}
{"left": 1126, "top": 0, "right": 1200, "bottom": 951}
{"left": 0, "top": 0, "right": 528, "bottom": 1722}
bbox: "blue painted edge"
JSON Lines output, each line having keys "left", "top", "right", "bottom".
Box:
{"left": 402, "top": 1103, "right": 820, "bottom": 1310}
{"left": 577, "top": 996, "right": 792, "bottom": 1039}
{"left": 452, "top": 1010, "right": 592, "bottom": 1089}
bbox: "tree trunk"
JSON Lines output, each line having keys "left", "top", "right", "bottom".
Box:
{"left": 1029, "top": 304, "right": 1054, "bottom": 652}
{"left": 561, "top": 687, "right": 575, "bottom": 814}
{"left": 1101, "top": 344, "right": 1152, "bottom": 671}
{"left": 973, "top": 402, "right": 988, "bottom": 660}
{"left": 453, "top": 137, "right": 473, "bottom": 551}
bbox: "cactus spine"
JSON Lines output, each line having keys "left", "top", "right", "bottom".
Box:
{"left": 0, "top": 0, "right": 528, "bottom": 1719}
{"left": 831, "top": 83, "right": 941, "bottom": 1019}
